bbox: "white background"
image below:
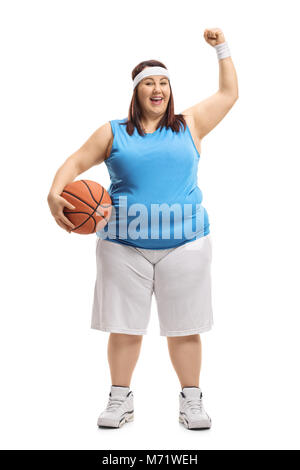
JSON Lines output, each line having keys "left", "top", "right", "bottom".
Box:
{"left": 1, "top": 0, "right": 300, "bottom": 451}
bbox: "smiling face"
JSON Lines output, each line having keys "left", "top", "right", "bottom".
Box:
{"left": 137, "top": 71, "right": 171, "bottom": 120}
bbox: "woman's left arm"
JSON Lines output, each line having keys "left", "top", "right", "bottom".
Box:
{"left": 182, "top": 28, "right": 239, "bottom": 140}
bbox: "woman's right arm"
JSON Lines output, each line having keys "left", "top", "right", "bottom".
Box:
{"left": 47, "top": 121, "right": 113, "bottom": 233}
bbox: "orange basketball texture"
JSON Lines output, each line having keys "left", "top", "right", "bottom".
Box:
{"left": 61, "top": 180, "right": 112, "bottom": 234}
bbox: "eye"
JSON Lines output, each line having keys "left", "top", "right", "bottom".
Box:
{"left": 145, "top": 82, "right": 168, "bottom": 85}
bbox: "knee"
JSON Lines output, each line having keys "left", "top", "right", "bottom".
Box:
{"left": 110, "top": 333, "right": 143, "bottom": 342}
{"left": 167, "top": 334, "right": 200, "bottom": 343}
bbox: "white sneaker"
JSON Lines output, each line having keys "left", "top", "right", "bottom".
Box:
{"left": 179, "top": 386, "right": 212, "bottom": 430}
{"left": 97, "top": 385, "right": 134, "bottom": 428}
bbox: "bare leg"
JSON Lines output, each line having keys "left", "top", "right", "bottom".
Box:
{"left": 166, "top": 334, "right": 201, "bottom": 388}
{"left": 107, "top": 333, "right": 143, "bottom": 387}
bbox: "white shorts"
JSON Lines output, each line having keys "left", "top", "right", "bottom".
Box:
{"left": 91, "top": 234, "right": 214, "bottom": 337}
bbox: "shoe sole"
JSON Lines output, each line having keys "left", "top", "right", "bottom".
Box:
{"left": 98, "top": 412, "right": 134, "bottom": 429}
{"left": 179, "top": 414, "right": 211, "bottom": 430}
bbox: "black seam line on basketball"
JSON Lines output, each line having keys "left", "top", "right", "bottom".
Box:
{"left": 63, "top": 211, "right": 96, "bottom": 228}
{"left": 62, "top": 189, "right": 108, "bottom": 219}
{"left": 63, "top": 192, "right": 108, "bottom": 224}
{"left": 62, "top": 190, "right": 109, "bottom": 225}
{"left": 72, "top": 213, "right": 96, "bottom": 233}
{"left": 65, "top": 211, "right": 96, "bottom": 233}
{"left": 81, "top": 180, "right": 104, "bottom": 206}
{"left": 65, "top": 205, "right": 107, "bottom": 224}
{"left": 64, "top": 211, "right": 93, "bottom": 214}
{"left": 62, "top": 190, "right": 107, "bottom": 217}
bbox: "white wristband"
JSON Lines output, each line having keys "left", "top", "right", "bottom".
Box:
{"left": 214, "top": 41, "right": 231, "bottom": 60}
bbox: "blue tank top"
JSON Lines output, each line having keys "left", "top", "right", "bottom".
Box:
{"left": 96, "top": 117, "right": 210, "bottom": 249}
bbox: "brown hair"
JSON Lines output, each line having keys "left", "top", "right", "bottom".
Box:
{"left": 120, "top": 59, "right": 187, "bottom": 137}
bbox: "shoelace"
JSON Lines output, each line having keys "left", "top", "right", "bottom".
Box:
{"left": 186, "top": 398, "right": 203, "bottom": 414}
{"left": 106, "top": 396, "right": 125, "bottom": 412}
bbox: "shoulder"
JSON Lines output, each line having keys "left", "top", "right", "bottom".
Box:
{"left": 180, "top": 112, "right": 202, "bottom": 155}
{"left": 180, "top": 112, "right": 198, "bottom": 140}
{"left": 180, "top": 111, "right": 195, "bottom": 131}
{"left": 110, "top": 118, "right": 127, "bottom": 132}
{"left": 103, "top": 118, "right": 127, "bottom": 161}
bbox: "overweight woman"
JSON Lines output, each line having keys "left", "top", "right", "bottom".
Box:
{"left": 47, "top": 28, "right": 238, "bottom": 430}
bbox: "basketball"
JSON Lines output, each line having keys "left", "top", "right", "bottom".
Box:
{"left": 61, "top": 180, "right": 112, "bottom": 234}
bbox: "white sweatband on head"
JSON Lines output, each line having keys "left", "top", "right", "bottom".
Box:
{"left": 214, "top": 41, "right": 231, "bottom": 60}
{"left": 133, "top": 66, "right": 170, "bottom": 90}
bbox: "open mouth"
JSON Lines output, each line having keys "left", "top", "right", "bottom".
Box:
{"left": 150, "top": 98, "right": 163, "bottom": 105}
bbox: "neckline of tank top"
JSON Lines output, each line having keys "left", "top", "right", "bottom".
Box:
{"left": 144, "top": 128, "right": 160, "bottom": 135}
{"left": 141, "top": 124, "right": 161, "bottom": 136}
{"left": 119, "top": 119, "right": 199, "bottom": 149}
{"left": 120, "top": 118, "right": 162, "bottom": 136}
